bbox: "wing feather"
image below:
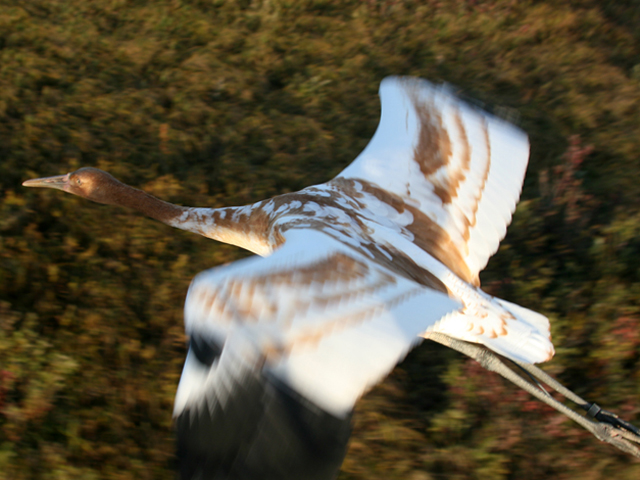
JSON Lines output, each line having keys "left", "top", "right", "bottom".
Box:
{"left": 337, "top": 76, "right": 529, "bottom": 285}
{"left": 175, "top": 229, "right": 460, "bottom": 417}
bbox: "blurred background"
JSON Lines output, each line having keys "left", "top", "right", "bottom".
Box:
{"left": 1, "top": 1, "right": 639, "bottom": 478}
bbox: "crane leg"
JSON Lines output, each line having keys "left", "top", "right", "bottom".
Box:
{"left": 422, "top": 331, "right": 640, "bottom": 458}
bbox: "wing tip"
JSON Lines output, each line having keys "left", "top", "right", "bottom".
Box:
{"left": 379, "top": 76, "right": 529, "bottom": 140}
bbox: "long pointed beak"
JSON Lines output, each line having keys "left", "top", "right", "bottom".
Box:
{"left": 22, "top": 173, "right": 71, "bottom": 191}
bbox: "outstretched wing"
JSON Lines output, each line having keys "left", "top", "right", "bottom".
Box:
{"left": 337, "top": 76, "right": 529, "bottom": 285}
{"left": 174, "top": 229, "right": 459, "bottom": 419}
{"left": 174, "top": 228, "right": 460, "bottom": 479}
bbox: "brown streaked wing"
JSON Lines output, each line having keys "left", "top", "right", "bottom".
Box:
{"left": 179, "top": 229, "right": 460, "bottom": 416}
{"left": 336, "top": 76, "right": 529, "bottom": 283}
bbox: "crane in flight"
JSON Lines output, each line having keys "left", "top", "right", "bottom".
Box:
{"left": 24, "top": 77, "right": 556, "bottom": 480}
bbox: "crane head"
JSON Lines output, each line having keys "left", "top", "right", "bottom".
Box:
{"left": 23, "top": 167, "right": 125, "bottom": 205}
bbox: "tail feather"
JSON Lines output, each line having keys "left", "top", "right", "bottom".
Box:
{"left": 428, "top": 298, "right": 554, "bottom": 364}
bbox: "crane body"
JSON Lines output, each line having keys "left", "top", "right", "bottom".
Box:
{"left": 24, "top": 77, "right": 553, "bottom": 480}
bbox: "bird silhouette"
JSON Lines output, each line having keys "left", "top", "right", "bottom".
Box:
{"left": 23, "top": 77, "right": 554, "bottom": 480}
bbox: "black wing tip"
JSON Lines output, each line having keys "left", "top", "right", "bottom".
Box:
{"left": 176, "top": 370, "right": 352, "bottom": 480}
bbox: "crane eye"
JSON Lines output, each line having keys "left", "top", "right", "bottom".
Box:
{"left": 75, "top": 178, "right": 82, "bottom": 186}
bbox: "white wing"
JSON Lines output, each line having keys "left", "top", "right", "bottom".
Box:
{"left": 174, "top": 229, "right": 460, "bottom": 418}
{"left": 337, "top": 76, "right": 529, "bottom": 286}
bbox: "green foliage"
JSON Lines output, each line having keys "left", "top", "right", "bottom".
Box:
{"left": 1, "top": 0, "right": 639, "bottom": 478}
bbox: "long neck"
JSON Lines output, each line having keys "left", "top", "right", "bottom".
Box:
{"left": 107, "top": 183, "right": 273, "bottom": 256}
{"left": 106, "top": 181, "right": 187, "bottom": 224}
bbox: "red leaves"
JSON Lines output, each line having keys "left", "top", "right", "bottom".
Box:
{"left": 539, "top": 135, "right": 596, "bottom": 227}
{"left": 0, "top": 370, "right": 14, "bottom": 414}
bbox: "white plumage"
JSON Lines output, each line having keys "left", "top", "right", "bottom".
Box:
{"left": 176, "top": 229, "right": 460, "bottom": 416}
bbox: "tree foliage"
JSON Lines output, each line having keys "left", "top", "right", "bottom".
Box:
{"left": 1, "top": 1, "right": 639, "bottom": 478}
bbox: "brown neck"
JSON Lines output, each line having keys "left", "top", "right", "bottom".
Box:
{"left": 104, "top": 181, "right": 188, "bottom": 225}
{"left": 104, "top": 182, "right": 272, "bottom": 255}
